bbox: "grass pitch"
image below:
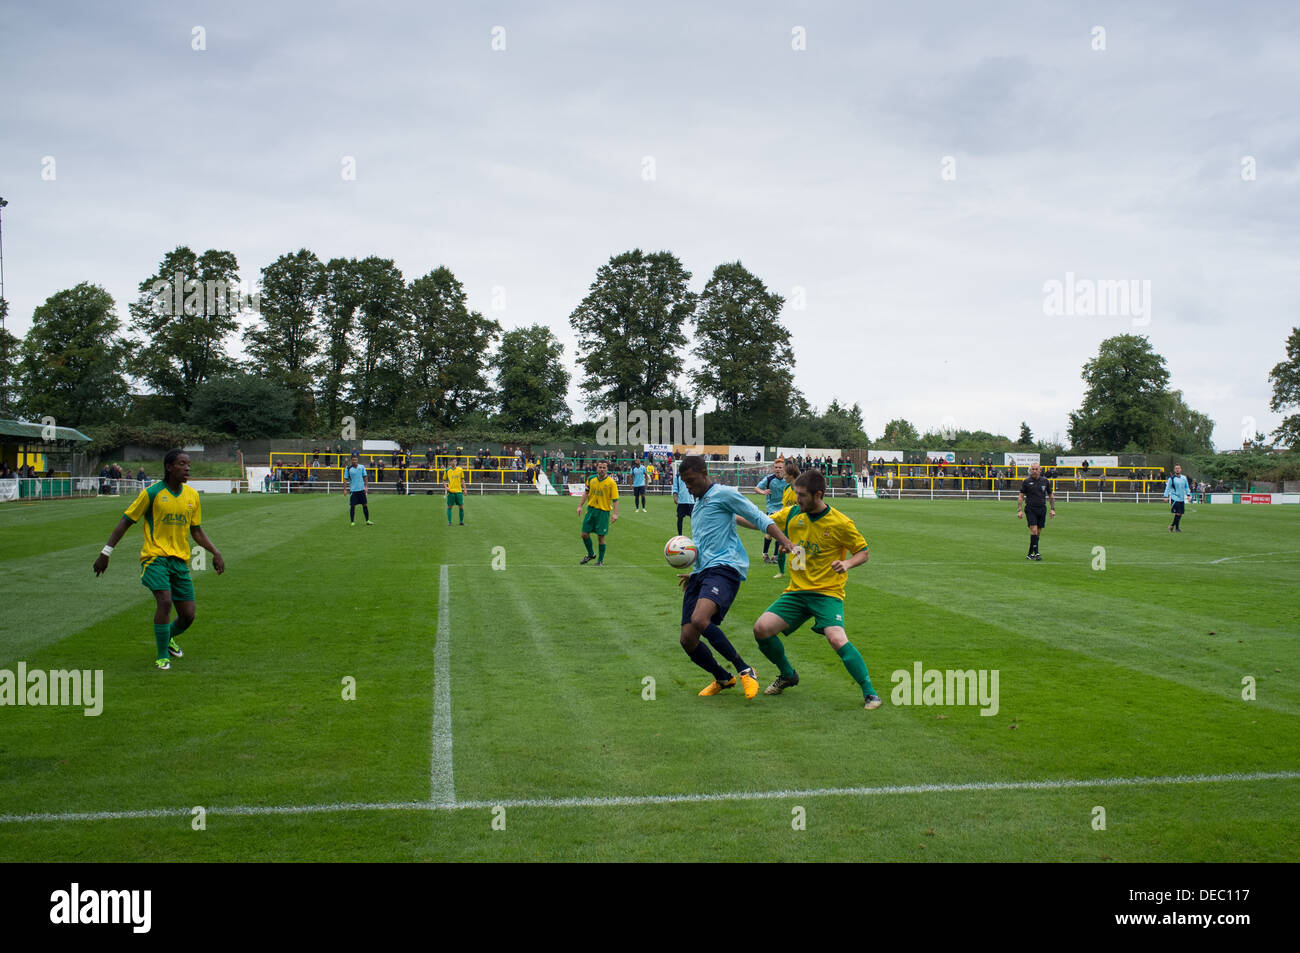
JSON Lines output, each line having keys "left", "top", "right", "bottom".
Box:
{"left": 1, "top": 491, "right": 1297, "bottom": 861}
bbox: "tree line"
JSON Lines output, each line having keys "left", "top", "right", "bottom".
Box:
{"left": 0, "top": 245, "right": 1297, "bottom": 456}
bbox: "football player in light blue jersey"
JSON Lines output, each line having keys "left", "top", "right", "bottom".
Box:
{"left": 344, "top": 453, "right": 372, "bottom": 525}
{"left": 672, "top": 462, "right": 695, "bottom": 535}
{"left": 754, "top": 459, "right": 789, "bottom": 564}
{"left": 631, "top": 461, "right": 648, "bottom": 512}
{"left": 675, "top": 456, "right": 794, "bottom": 699}
{"left": 1163, "top": 463, "right": 1191, "bottom": 533}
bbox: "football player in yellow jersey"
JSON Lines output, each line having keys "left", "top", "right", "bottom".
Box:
{"left": 92, "top": 450, "right": 225, "bottom": 671}
{"left": 576, "top": 459, "right": 619, "bottom": 565}
{"left": 445, "top": 460, "right": 468, "bottom": 525}
{"left": 744, "top": 469, "right": 882, "bottom": 710}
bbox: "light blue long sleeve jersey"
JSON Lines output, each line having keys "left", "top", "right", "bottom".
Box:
{"left": 1163, "top": 474, "right": 1190, "bottom": 502}
{"left": 689, "top": 483, "right": 773, "bottom": 579}
{"left": 756, "top": 474, "right": 788, "bottom": 513}
{"left": 673, "top": 473, "right": 695, "bottom": 504}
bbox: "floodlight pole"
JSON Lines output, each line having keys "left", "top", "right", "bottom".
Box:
{"left": 0, "top": 196, "right": 7, "bottom": 330}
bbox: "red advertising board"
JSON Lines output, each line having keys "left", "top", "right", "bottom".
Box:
{"left": 1241, "top": 494, "right": 1272, "bottom": 504}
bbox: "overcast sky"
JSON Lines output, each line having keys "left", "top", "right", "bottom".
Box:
{"left": 2, "top": 0, "right": 1297, "bottom": 449}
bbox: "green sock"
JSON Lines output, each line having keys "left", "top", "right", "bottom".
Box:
{"left": 776, "top": 551, "right": 786, "bottom": 573}
{"left": 154, "top": 623, "right": 170, "bottom": 660}
{"left": 584, "top": 537, "right": 595, "bottom": 557}
{"left": 598, "top": 543, "right": 606, "bottom": 561}
{"left": 458, "top": 507, "right": 464, "bottom": 523}
{"left": 836, "top": 642, "right": 876, "bottom": 695}
{"left": 446, "top": 506, "right": 452, "bottom": 525}
{"left": 757, "top": 635, "right": 796, "bottom": 677}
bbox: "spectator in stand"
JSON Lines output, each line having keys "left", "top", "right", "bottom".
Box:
{"left": 378, "top": 460, "right": 386, "bottom": 482}
{"left": 312, "top": 448, "right": 321, "bottom": 465}
{"left": 136, "top": 467, "right": 147, "bottom": 483}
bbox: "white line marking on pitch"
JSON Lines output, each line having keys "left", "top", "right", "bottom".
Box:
{"left": 2, "top": 770, "right": 1296, "bottom": 825}
{"left": 431, "top": 564, "right": 455, "bottom": 806}
{"left": 1209, "top": 550, "right": 1300, "bottom": 564}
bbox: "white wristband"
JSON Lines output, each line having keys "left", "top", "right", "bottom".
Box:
{"left": 101, "top": 545, "right": 113, "bottom": 556}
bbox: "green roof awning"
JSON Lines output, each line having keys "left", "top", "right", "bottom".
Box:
{"left": 0, "top": 419, "right": 92, "bottom": 442}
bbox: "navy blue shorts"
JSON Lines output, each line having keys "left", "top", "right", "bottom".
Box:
{"left": 1170, "top": 500, "right": 1185, "bottom": 514}
{"left": 676, "top": 502, "right": 694, "bottom": 519}
{"left": 682, "top": 566, "right": 742, "bottom": 627}
{"left": 349, "top": 490, "right": 368, "bottom": 505}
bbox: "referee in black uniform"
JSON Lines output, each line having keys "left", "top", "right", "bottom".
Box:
{"left": 1017, "top": 462, "right": 1055, "bottom": 560}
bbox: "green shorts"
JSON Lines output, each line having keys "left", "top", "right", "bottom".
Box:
{"left": 765, "top": 591, "right": 845, "bottom": 635}
{"left": 581, "top": 507, "right": 611, "bottom": 536}
{"left": 447, "top": 491, "right": 464, "bottom": 506}
{"left": 140, "top": 555, "right": 195, "bottom": 602}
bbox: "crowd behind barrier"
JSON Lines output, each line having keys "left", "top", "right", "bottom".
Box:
{"left": 266, "top": 446, "right": 864, "bottom": 494}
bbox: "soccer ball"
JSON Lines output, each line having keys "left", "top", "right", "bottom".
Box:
{"left": 664, "top": 535, "right": 698, "bottom": 569}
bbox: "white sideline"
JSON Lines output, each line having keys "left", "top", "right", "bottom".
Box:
{"left": 2, "top": 771, "right": 1296, "bottom": 825}
{"left": 431, "top": 564, "right": 455, "bottom": 806}
{"left": 1208, "top": 550, "right": 1300, "bottom": 564}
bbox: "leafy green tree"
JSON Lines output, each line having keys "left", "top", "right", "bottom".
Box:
{"left": 1268, "top": 327, "right": 1300, "bottom": 447}
{"left": 0, "top": 298, "right": 20, "bottom": 417}
{"left": 17, "top": 282, "right": 129, "bottom": 426}
{"left": 407, "top": 267, "right": 501, "bottom": 426}
{"left": 1068, "top": 335, "right": 1210, "bottom": 452}
{"left": 316, "top": 257, "right": 362, "bottom": 431}
{"left": 818, "top": 399, "right": 869, "bottom": 447}
{"left": 244, "top": 249, "right": 325, "bottom": 430}
{"left": 348, "top": 256, "right": 408, "bottom": 426}
{"left": 1162, "top": 389, "right": 1214, "bottom": 454}
{"left": 569, "top": 249, "right": 693, "bottom": 414}
{"left": 1017, "top": 421, "right": 1033, "bottom": 445}
{"left": 880, "top": 418, "right": 920, "bottom": 445}
{"left": 690, "top": 262, "right": 794, "bottom": 444}
{"left": 128, "top": 246, "right": 242, "bottom": 408}
{"left": 494, "top": 324, "right": 570, "bottom": 432}
{"left": 188, "top": 372, "right": 295, "bottom": 438}
{"left": 1241, "top": 430, "right": 1273, "bottom": 452}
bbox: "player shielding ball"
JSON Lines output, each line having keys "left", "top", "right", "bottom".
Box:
{"left": 92, "top": 450, "right": 225, "bottom": 670}
{"left": 675, "top": 456, "right": 794, "bottom": 699}
{"left": 1017, "top": 463, "right": 1055, "bottom": 560}
{"left": 745, "top": 469, "right": 882, "bottom": 709}
{"left": 1164, "top": 464, "right": 1190, "bottom": 533}
{"left": 577, "top": 460, "right": 619, "bottom": 565}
